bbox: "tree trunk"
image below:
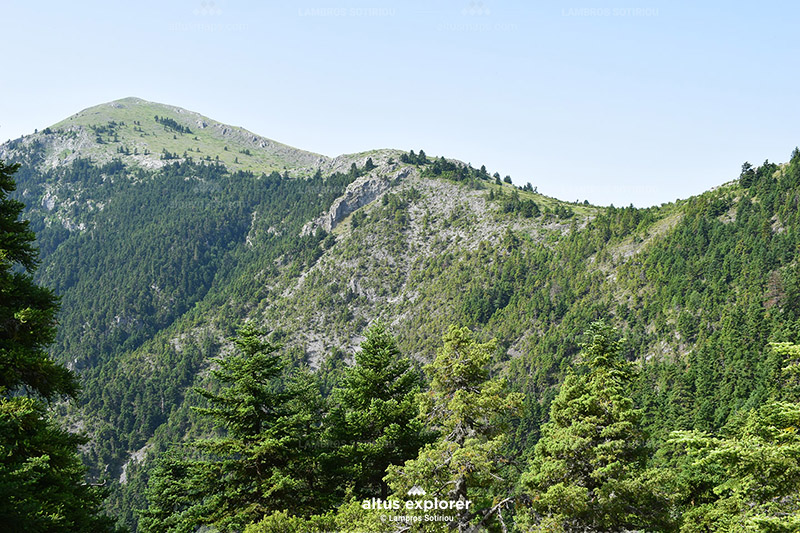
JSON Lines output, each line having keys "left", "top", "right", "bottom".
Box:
{"left": 449, "top": 475, "right": 470, "bottom": 532}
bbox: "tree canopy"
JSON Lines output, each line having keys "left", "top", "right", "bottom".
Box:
{"left": 0, "top": 160, "right": 115, "bottom": 532}
{"left": 519, "top": 322, "right": 666, "bottom": 531}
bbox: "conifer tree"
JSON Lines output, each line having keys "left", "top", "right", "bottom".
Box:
{"left": 518, "top": 321, "right": 663, "bottom": 531}
{"left": 141, "top": 323, "right": 326, "bottom": 532}
{"left": 0, "top": 160, "right": 116, "bottom": 532}
{"left": 666, "top": 342, "right": 800, "bottom": 531}
{"left": 0, "top": 160, "right": 76, "bottom": 399}
{"left": 328, "top": 321, "right": 427, "bottom": 500}
{"left": 386, "top": 325, "right": 523, "bottom": 533}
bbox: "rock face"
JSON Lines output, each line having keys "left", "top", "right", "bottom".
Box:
{"left": 302, "top": 165, "right": 414, "bottom": 235}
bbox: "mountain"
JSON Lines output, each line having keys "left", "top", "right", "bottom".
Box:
{"left": 2, "top": 99, "right": 799, "bottom": 530}
{"left": 1, "top": 97, "right": 328, "bottom": 173}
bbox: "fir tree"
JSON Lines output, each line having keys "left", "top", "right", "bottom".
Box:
{"left": 518, "top": 321, "right": 664, "bottom": 531}
{"left": 386, "top": 326, "right": 523, "bottom": 533}
{"left": 141, "top": 323, "right": 326, "bottom": 532}
{"left": 666, "top": 342, "right": 800, "bottom": 531}
{"left": 0, "top": 160, "right": 115, "bottom": 533}
{"left": 328, "top": 322, "right": 427, "bottom": 500}
{"left": 739, "top": 161, "right": 756, "bottom": 188}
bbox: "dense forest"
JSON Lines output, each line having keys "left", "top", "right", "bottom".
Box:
{"left": 0, "top": 160, "right": 118, "bottom": 532}
{"left": 3, "top": 107, "right": 800, "bottom": 531}
{"left": 138, "top": 321, "right": 800, "bottom": 532}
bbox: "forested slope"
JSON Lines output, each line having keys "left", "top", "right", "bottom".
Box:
{"left": 2, "top": 99, "right": 799, "bottom": 530}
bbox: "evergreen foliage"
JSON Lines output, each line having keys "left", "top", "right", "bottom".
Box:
{"left": 385, "top": 326, "right": 524, "bottom": 532}
{"left": 5, "top": 157, "right": 358, "bottom": 512}
{"left": 0, "top": 160, "right": 116, "bottom": 532}
{"left": 153, "top": 115, "right": 191, "bottom": 135}
{"left": 422, "top": 155, "right": 489, "bottom": 189}
{"left": 663, "top": 342, "right": 800, "bottom": 531}
{"left": 140, "top": 323, "right": 328, "bottom": 532}
{"left": 399, "top": 149, "right": 428, "bottom": 165}
{"left": 498, "top": 189, "right": 540, "bottom": 218}
{"left": 6, "top": 130, "right": 800, "bottom": 532}
{"left": 0, "top": 160, "right": 76, "bottom": 400}
{"left": 0, "top": 397, "right": 119, "bottom": 532}
{"left": 327, "top": 321, "right": 428, "bottom": 500}
{"left": 519, "top": 322, "right": 667, "bottom": 531}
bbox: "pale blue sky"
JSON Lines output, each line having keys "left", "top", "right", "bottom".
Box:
{"left": 2, "top": 0, "right": 798, "bottom": 206}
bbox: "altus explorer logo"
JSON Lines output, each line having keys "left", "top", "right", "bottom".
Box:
{"left": 407, "top": 485, "right": 427, "bottom": 496}
{"left": 361, "top": 485, "right": 473, "bottom": 511}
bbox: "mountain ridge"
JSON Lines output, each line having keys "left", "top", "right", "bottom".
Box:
{"left": 2, "top": 98, "right": 799, "bottom": 531}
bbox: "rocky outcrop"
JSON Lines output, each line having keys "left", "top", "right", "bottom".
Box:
{"left": 302, "top": 165, "right": 414, "bottom": 235}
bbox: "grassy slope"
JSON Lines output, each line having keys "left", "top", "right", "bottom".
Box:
{"left": 43, "top": 97, "right": 330, "bottom": 173}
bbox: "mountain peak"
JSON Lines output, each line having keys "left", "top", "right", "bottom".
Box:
{"left": 2, "top": 97, "right": 330, "bottom": 173}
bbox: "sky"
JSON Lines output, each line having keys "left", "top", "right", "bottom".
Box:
{"left": 1, "top": 0, "right": 799, "bottom": 207}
